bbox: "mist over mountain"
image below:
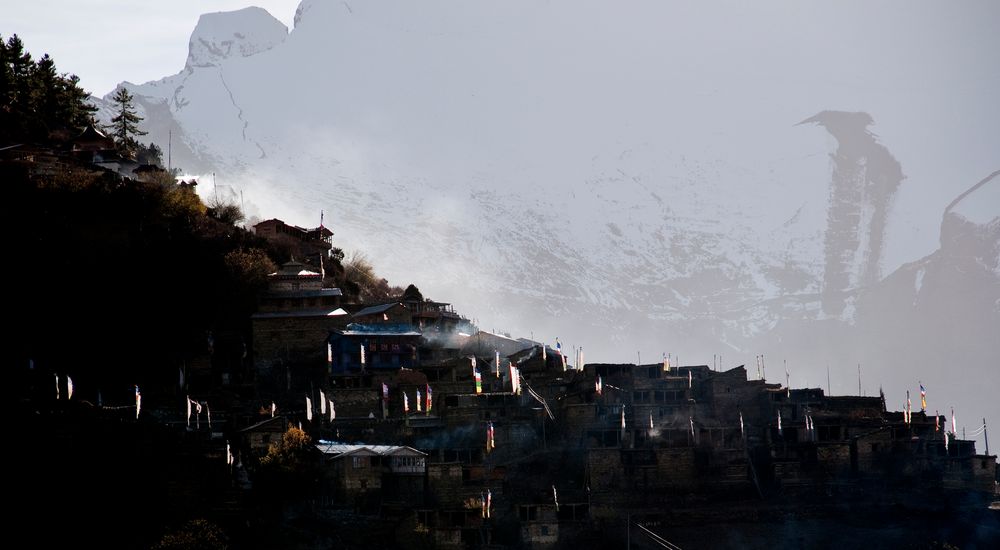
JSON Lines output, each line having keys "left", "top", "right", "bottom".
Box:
{"left": 92, "top": 1, "right": 999, "bottom": 438}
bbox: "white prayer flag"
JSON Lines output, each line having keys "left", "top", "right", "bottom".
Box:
{"left": 306, "top": 395, "right": 313, "bottom": 421}
{"left": 320, "top": 390, "right": 327, "bottom": 415}
{"left": 67, "top": 376, "right": 73, "bottom": 400}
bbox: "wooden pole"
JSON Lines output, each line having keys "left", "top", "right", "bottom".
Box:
{"left": 984, "top": 418, "right": 990, "bottom": 455}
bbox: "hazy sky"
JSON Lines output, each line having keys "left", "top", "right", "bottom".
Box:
{"left": 2, "top": 1, "right": 301, "bottom": 96}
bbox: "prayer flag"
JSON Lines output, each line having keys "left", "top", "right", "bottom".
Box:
{"left": 305, "top": 395, "right": 313, "bottom": 421}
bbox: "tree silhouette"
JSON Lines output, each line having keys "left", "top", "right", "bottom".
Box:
{"left": 109, "top": 86, "right": 146, "bottom": 157}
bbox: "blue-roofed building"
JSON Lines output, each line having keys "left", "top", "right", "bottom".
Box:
{"left": 328, "top": 322, "right": 422, "bottom": 373}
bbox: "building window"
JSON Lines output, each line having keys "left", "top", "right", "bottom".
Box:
{"left": 353, "top": 456, "right": 367, "bottom": 469}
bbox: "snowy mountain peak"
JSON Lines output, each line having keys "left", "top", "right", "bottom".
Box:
{"left": 186, "top": 7, "right": 287, "bottom": 68}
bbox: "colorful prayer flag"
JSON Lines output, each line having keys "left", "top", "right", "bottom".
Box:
{"left": 135, "top": 385, "right": 141, "bottom": 419}
{"left": 426, "top": 385, "right": 432, "bottom": 413}
{"left": 404, "top": 392, "right": 410, "bottom": 414}
{"left": 920, "top": 383, "right": 927, "bottom": 411}
{"left": 595, "top": 375, "right": 603, "bottom": 396}
{"left": 416, "top": 389, "right": 422, "bottom": 412}
{"left": 475, "top": 370, "right": 482, "bottom": 394}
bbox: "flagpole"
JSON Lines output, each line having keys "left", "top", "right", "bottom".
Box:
{"left": 984, "top": 418, "right": 990, "bottom": 455}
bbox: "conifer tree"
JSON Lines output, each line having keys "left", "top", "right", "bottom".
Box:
{"left": 110, "top": 86, "right": 146, "bottom": 156}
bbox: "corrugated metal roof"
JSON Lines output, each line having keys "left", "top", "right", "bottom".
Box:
{"left": 353, "top": 303, "right": 404, "bottom": 317}
{"left": 251, "top": 307, "right": 348, "bottom": 320}
{"left": 315, "top": 442, "right": 426, "bottom": 457}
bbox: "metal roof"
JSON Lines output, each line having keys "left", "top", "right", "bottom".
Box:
{"left": 315, "top": 442, "right": 426, "bottom": 457}
{"left": 353, "top": 303, "right": 404, "bottom": 317}
{"left": 251, "top": 307, "right": 348, "bottom": 320}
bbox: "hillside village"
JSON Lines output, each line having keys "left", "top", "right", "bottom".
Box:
{"left": 3, "top": 34, "right": 998, "bottom": 549}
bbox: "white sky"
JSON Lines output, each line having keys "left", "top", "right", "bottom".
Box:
{"left": 1, "top": 1, "right": 301, "bottom": 96}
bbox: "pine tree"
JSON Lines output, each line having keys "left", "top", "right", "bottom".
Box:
{"left": 110, "top": 86, "right": 146, "bottom": 157}
{"left": 0, "top": 34, "right": 95, "bottom": 144}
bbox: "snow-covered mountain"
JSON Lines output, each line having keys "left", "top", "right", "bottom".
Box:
{"left": 93, "top": 1, "right": 999, "bottom": 435}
